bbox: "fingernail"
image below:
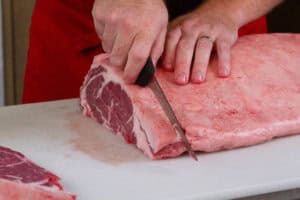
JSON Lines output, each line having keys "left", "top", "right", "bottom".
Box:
{"left": 225, "top": 66, "right": 231, "bottom": 76}
{"left": 164, "top": 63, "right": 171, "bottom": 70}
{"left": 220, "top": 66, "right": 230, "bottom": 77}
{"left": 176, "top": 73, "right": 187, "bottom": 84}
{"left": 193, "top": 71, "right": 204, "bottom": 83}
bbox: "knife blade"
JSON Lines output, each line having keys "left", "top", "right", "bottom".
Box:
{"left": 136, "top": 58, "right": 198, "bottom": 160}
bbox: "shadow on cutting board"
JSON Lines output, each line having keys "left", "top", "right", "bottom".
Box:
{"left": 64, "top": 111, "right": 147, "bottom": 165}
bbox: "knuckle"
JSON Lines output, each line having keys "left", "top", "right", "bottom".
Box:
{"left": 110, "top": 56, "right": 124, "bottom": 67}
{"left": 91, "top": 8, "right": 96, "bottom": 18}
{"left": 92, "top": 5, "right": 108, "bottom": 22}
{"left": 195, "top": 22, "right": 210, "bottom": 32}
{"left": 217, "top": 37, "right": 232, "bottom": 48}
{"left": 218, "top": 40, "right": 228, "bottom": 47}
{"left": 228, "top": 33, "right": 238, "bottom": 44}
{"left": 197, "top": 40, "right": 211, "bottom": 49}
{"left": 102, "top": 46, "right": 110, "bottom": 53}
{"left": 176, "top": 58, "right": 190, "bottom": 68}
{"left": 122, "top": 17, "right": 135, "bottom": 30}
{"left": 92, "top": 9, "right": 104, "bottom": 22}
{"left": 101, "top": 42, "right": 112, "bottom": 53}
{"left": 156, "top": 10, "right": 168, "bottom": 25}
{"left": 181, "top": 20, "right": 195, "bottom": 32}
{"left": 161, "top": 15, "right": 169, "bottom": 25}
{"left": 207, "top": 23, "right": 217, "bottom": 34}
{"left": 178, "top": 39, "right": 192, "bottom": 50}
{"left": 167, "top": 28, "right": 180, "bottom": 39}
{"left": 130, "top": 50, "right": 147, "bottom": 63}
{"left": 108, "top": 11, "right": 119, "bottom": 24}
{"left": 95, "top": 28, "right": 103, "bottom": 39}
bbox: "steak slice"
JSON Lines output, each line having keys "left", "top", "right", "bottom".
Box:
{"left": 0, "top": 146, "right": 75, "bottom": 200}
{"left": 80, "top": 34, "right": 300, "bottom": 159}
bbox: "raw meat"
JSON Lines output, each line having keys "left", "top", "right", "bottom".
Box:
{"left": 0, "top": 146, "right": 75, "bottom": 200}
{"left": 80, "top": 34, "right": 300, "bottom": 159}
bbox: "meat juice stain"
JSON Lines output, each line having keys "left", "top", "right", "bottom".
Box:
{"left": 64, "top": 112, "right": 146, "bottom": 165}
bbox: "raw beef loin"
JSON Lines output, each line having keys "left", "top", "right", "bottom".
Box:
{"left": 80, "top": 34, "right": 300, "bottom": 159}
{"left": 0, "top": 146, "right": 75, "bottom": 200}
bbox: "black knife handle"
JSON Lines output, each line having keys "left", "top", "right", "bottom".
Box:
{"left": 135, "top": 58, "right": 155, "bottom": 87}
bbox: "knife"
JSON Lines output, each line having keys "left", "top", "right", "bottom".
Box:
{"left": 136, "top": 58, "right": 198, "bottom": 161}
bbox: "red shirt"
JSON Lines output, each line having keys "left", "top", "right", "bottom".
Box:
{"left": 22, "top": 0, "right": 267, "bottom": 103}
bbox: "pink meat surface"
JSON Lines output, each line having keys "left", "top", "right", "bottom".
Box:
{"left": 80, "top": 34, "right": 300, "bottom": 159}
{"left": 0, "top": 146, "right": 75, "bottom": 200}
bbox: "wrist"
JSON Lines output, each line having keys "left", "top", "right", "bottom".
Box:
{"left": 195, "top": 0, "right": 250, "bottom": 28}
{"left": 198, "top": 0, "right": 283, "bottom": 28}
{"left": 194, "top": 1, "right": 243, "bottom": 29}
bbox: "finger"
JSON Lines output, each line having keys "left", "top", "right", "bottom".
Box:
{"left": 101, "top": 24, "right": 117, "bottom": 53}
{"left": 216, "top": 40, "right": 231, "bottom": 77}
{"left": 92, "top": 13, "right": 105, "bottom": 39}
{"left": 151, "top": 28, "right": 167, "bottom": 66}
{"left": 109, "top": 29, "right": 136, "bottom": 69}
{"left": 94, "top": 23, "right": 105, "bottom": 39}
{"left": 174, "top": 34, "right": 197, "bottom": 85}
{"left": 191, "top": 37, "right": 214, "bottom": 83}
{"left": 123, "top": 34, "right": 154, "bottom": 83}
{"left": 162, "top": 28, "right": 181, "bottom": 71}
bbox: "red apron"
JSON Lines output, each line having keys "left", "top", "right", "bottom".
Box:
{"left": 22, "top": 0, "right": 267, "bottom": 103}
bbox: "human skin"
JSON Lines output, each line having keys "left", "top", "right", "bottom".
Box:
{"left": 162, "top": 0, "right": 283, "bottom": 84}
{"left": 92, "top": 0, "right": 283, "bottom": 84}
{"left": 92, "top": 0, "right": 168, "bottom": 83}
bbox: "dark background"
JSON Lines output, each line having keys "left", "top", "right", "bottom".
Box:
{"left": 267, "top": 0, "right": 300, "bottom": 33}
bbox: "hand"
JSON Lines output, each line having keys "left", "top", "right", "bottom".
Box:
{"left": 162, "top": 5, "right": 239, "bottom": 85}
{"left": 92, "top": 0, "right": 168, "bottom": 83}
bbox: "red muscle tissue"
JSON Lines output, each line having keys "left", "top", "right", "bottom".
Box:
{"left": 0, "top": 146, "right": 75, "bottom": 200}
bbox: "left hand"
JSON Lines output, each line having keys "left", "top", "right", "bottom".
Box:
{"left": 162, "top": 5, "right": 239, "bottom": 85}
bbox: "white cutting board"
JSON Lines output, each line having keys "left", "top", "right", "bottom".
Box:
{"left": 0, "top": 99, "right": 300, "bottom": 200}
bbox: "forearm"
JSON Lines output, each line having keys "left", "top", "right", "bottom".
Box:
{"left": 199, "top": 0, "right": 283, "bottom": 27}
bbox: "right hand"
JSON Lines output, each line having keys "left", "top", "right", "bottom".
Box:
{"left": 92, "top": 0, "right": 168, "bottom": 83}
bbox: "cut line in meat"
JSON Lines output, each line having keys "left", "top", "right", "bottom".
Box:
{"left": 0, "top": 146, "right": 75, "bottom": 200}
{"left": 80, "top": 34, "right": 300, "bottom": 159}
